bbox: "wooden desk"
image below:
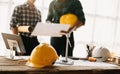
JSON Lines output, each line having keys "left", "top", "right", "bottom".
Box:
{"left": 0, "top": 56, "right": 120, "bottom": 74}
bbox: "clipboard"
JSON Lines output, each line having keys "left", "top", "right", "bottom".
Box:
{"left": 31, "top": 22, "right": 70, "bottom": 37}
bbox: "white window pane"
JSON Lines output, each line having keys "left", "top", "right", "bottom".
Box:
{"left": 74, "top": 15, "right": 95, "bottom": 43}
{"left": 13, "top": 0, "right": 27, "bottom": 5}
{"left": 35, "top": 0, "right": 42, "bottom": 7}
{"left": 93, "top": 18, "right": 116, "bottom": 45}
{"left": 115, "top": 21, "right": 120, "bottom": 44}
{"left": 42, "top": 0, "right": 52, "bottom": 8}
{"left": 96, "top": 0, "right": 118, "bottom": 18}
{"left": 35, "top": 0, "right": 52, "bottom": 8}
{"left": 0, "top": 3, "right": 10, "bottom": 33}
{"left": 0, "top": 0, "right": 10, "bottom": 2}
{"left": 41, "top": 9, "right": 48, "bottom": 22}
{"left": 118, "top": 0, "right": 120, "bottom": 18}
{"left": 81, "top": 0, "right": 97, "bottom": 14}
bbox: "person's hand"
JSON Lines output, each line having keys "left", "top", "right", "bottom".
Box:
{"left": 60, "top": 26, "right": 76, "bottom": 35}
{"left": 60, "top": 20, "right": 83, "bottom": 35}
{"left": 11, "top": 27, "right": 18, "bottom": 35}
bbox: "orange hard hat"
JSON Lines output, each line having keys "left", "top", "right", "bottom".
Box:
{"left": 26, "top": 43, "right": 58, "bottom": 68}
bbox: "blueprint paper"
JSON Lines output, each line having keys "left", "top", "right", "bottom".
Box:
{"left": 31, "top": 23, "right": 70, "bottom": 37}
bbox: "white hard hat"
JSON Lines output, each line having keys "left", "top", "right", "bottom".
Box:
{"left": 92, "top": 47, "right": 111, "bottom": 62}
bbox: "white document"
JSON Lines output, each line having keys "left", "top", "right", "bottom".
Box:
{"left": 31, "top": 23, "right": 70, "bottom": 37}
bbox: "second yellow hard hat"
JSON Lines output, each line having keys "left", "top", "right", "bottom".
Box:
{"left": 60, "top": 13, "right": 78, "bottom": 28}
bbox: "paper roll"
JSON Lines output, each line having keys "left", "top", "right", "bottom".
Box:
{"left": 18, "top": 26, "right": 33, "bottom": 33}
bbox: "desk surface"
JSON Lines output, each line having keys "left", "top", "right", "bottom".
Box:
{"left": 0, "top": 56, "right": 120, "bottom": 74}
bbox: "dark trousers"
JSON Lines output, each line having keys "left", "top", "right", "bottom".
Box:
{"left": 50, "top": 32, "right": 74, "bottom": 57}
{"left": 20, "top": 35, "right": 39, "bottom": 55}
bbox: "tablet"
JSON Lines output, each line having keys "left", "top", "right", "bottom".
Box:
{"left": 1, "top": 33, "right": 26, "bottom": 53}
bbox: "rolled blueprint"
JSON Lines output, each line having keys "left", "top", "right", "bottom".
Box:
{"left": 18, "top": 26, "right": 33, "bottom": 33}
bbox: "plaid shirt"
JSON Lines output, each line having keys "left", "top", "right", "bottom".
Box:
{"left": 10, "top": 2, "right": 41, "bottom": 37}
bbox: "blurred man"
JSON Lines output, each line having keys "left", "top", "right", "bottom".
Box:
{"left": 46, "top": 0, "right": 85, "bottom": 57}
{"left": 10, "top": 0, "right": 41, "bottom": 55}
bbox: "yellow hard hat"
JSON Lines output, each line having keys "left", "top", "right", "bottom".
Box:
{"left": 26, "top": 43, "right": 58, "bottom": 68}
{"left": 60, "top": 13, "right": 78, "bottom": 28}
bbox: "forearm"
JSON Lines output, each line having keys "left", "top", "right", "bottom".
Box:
{"left": 74, "top": 20, "right": 84, "bottom": 29}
